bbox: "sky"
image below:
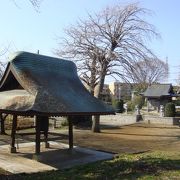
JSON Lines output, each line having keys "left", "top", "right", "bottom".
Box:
{"left": 0, "top": 0, "right": 180, "bottom": 85}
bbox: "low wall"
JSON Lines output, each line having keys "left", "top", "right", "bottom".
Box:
{"left": 143, "top": 115, "right": 180, "bottom": 126}
{"left": 51, "top": 114, "right": 180, "bottom": 128}
{"left": 100, "top": 114, "right": 137, "bottom": 126}
{"left": 101, "top": 114, "right": 180, "bottom": 126}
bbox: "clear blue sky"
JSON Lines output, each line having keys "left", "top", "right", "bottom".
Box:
{"left": 0, "top": 0, "right": 179, "bottom": 84}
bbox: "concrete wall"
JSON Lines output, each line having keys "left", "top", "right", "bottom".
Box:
{"left": 143, "top": 115, "right": 180, "bottom": 126}
{"left": 101, "top": 114, "right": 180, "bottom": 126}
{"left": 50, "top": 114, "right": 180, "bottom": 128}
{"left": 100, "top": 114, "right": 137, "bottom": 126}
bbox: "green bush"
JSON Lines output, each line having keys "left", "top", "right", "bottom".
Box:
{"left": 112, "top": 99, "right": 124, "bottom": 113}
{"left": 173, "top": 100, "right": 180, "bottom": 106}
{"left": 126, "top": 95, "right": 144, "bottom": 112}
{"left": 164, "top": 102, "right": 176, "bottom": 117}
{"left": 126, "top": 101, "right": 135, "bottom": 111}
{"left": 133, "top": 95, "right": 144, "bottom": 109}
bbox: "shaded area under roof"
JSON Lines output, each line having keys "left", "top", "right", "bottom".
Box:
{"left": 0, "top": 51, "right": 114, "bottom": 116}
{"left": 142, "top": 84, "right": 175, "bottom": 98}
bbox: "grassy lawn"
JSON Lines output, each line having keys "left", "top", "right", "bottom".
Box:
{"left": 1, "top": 151, "right": 179, "bottom": 180}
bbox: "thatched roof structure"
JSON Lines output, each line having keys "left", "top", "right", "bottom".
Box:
{"left": 0, "top": 51, "right": 114, "bottom": 116}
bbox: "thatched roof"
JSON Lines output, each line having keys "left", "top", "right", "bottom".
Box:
{"left": 0, "top": 51, "right": 114, "bottom": 116}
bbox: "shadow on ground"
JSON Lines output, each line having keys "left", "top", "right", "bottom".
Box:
{"left": 0, "top": 152, "right": 179, "bottom": 180}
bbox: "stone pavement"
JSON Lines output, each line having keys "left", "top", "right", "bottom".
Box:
{"left": 0, "top": 141, "right": 114, "bottom": 174}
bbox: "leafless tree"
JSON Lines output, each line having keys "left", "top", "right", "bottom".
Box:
{"left": 125, "top": 58, "right": 169, "bottom": 86}
{"left": 11, "top": 0, "right": 43, "bottom": 11}
{"left": 176, "top": 66, "right": 180, "bottom": 87}
{"left": 55, "top": 3, "right": 160, "bottom": 132}
{"left": 0, "top": 47, "right": 9, "bottom": 79}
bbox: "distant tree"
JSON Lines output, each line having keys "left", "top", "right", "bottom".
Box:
{"left": 0, "top": 47, "right": 9, "bottom": 79}
{"left": 176, "top": 68, "right": 180, "bottom": 86}
{"left": 0, "top": 62, "right": 6, "bottom": 79}
{"left": 28, "top": 0, "right": 42, "bottom": 8}
{"left": 125, "top": 58, "right": 169, "bottom": 87}
{"left": 112, "top": 99, "right": 124, "bottom": 113}
{"left": 55, "top": 3, "right": 159, "bottom": 132}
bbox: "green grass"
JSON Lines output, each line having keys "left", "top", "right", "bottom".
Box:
{"left": 1, "top": 151, "right": 180, "bottom": 180}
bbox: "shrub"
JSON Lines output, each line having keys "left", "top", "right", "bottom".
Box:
{"left": 126, "top": 101, "right": 135, "bottom": 111}
{"left": 126, "top": 95, "right": 144, "bottom": 112}
{"left": 164, "top": 102, "right": 176, "bottom": 117}
{"left": 112, "top": 99, "right": 124, "bottom": 113}
{"left": 173, "top": 99, "right": 180, "bottom": 106}
{"left": 133, "top": 95, "right": 145, "bottom": 109}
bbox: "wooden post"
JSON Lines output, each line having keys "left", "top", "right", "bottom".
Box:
{"left": 10, "top": 115, "right": 17, "bottom": 153}
{"left": 68, "top": 116, "right": 73, "bottom": 149}
{"left": 35, "top": 116, "right": 41, "bottom": 154}
{"left": 0, "top": 113, "right": 6, "bottom": 135}
{"left": 43, "top": 116, "right": 49, "bottom": 148}
{"left": 0, "top": 113, "right": 4, "bottom": 134}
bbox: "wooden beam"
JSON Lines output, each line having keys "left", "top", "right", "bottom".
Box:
{"left": 35, "top": 116, "right": 41, "bottom": 154}
{"left": 68, "top": 116, "right": 73, "bottom": 149}
{"left": 10, "top": 115, "right": 17, "bottom": 153}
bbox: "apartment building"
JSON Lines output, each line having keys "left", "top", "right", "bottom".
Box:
{"left": 109, "top": 82, "right": 133, "bottom": 101}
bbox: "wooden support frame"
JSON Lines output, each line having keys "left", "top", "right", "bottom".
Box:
{"left": 3, "top": 114, "right": 74, "bottom": 155}
{"left": 10, "top": 115, "right": 17, "bottom": 153}
{"left": 68, "top": 116, "right": 73, "bottom": 149}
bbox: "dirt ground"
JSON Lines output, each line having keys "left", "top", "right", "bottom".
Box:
{"left": 65, "top": 123, "right": 180, "bottom": 154}
{"left": 0, "top": 122, "right": 180, "bottom": 155}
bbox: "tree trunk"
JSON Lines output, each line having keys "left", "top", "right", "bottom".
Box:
{"left": 92, "top": 115, "right": 100, "bottom": 132}
{"left": 92, "top": 67, "right": 106, "bottom": 133}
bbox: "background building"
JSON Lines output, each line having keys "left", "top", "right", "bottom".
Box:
{"left": 142, "top": 84, "right": 176, "bottom": 112}
{"left": 95, "top": 84, "right": 111, "bottom": 103}
{"left": 109, "top": 82, "right": 133, "bottom": 101}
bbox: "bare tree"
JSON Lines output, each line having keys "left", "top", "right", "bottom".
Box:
{"left": 125, "top": 58, "right": 169, "bottom": 86}
{"left": 176, "top": 66, "right": 180, "bottom": 86}
{"left": 55, "top": 3, "right": 159, "bottom": 132}
{"left": 11, "top": 0, "right": 43, "bottom": 11}
{"left": 0, "top": 46, "right": 9, "bottom": 79}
